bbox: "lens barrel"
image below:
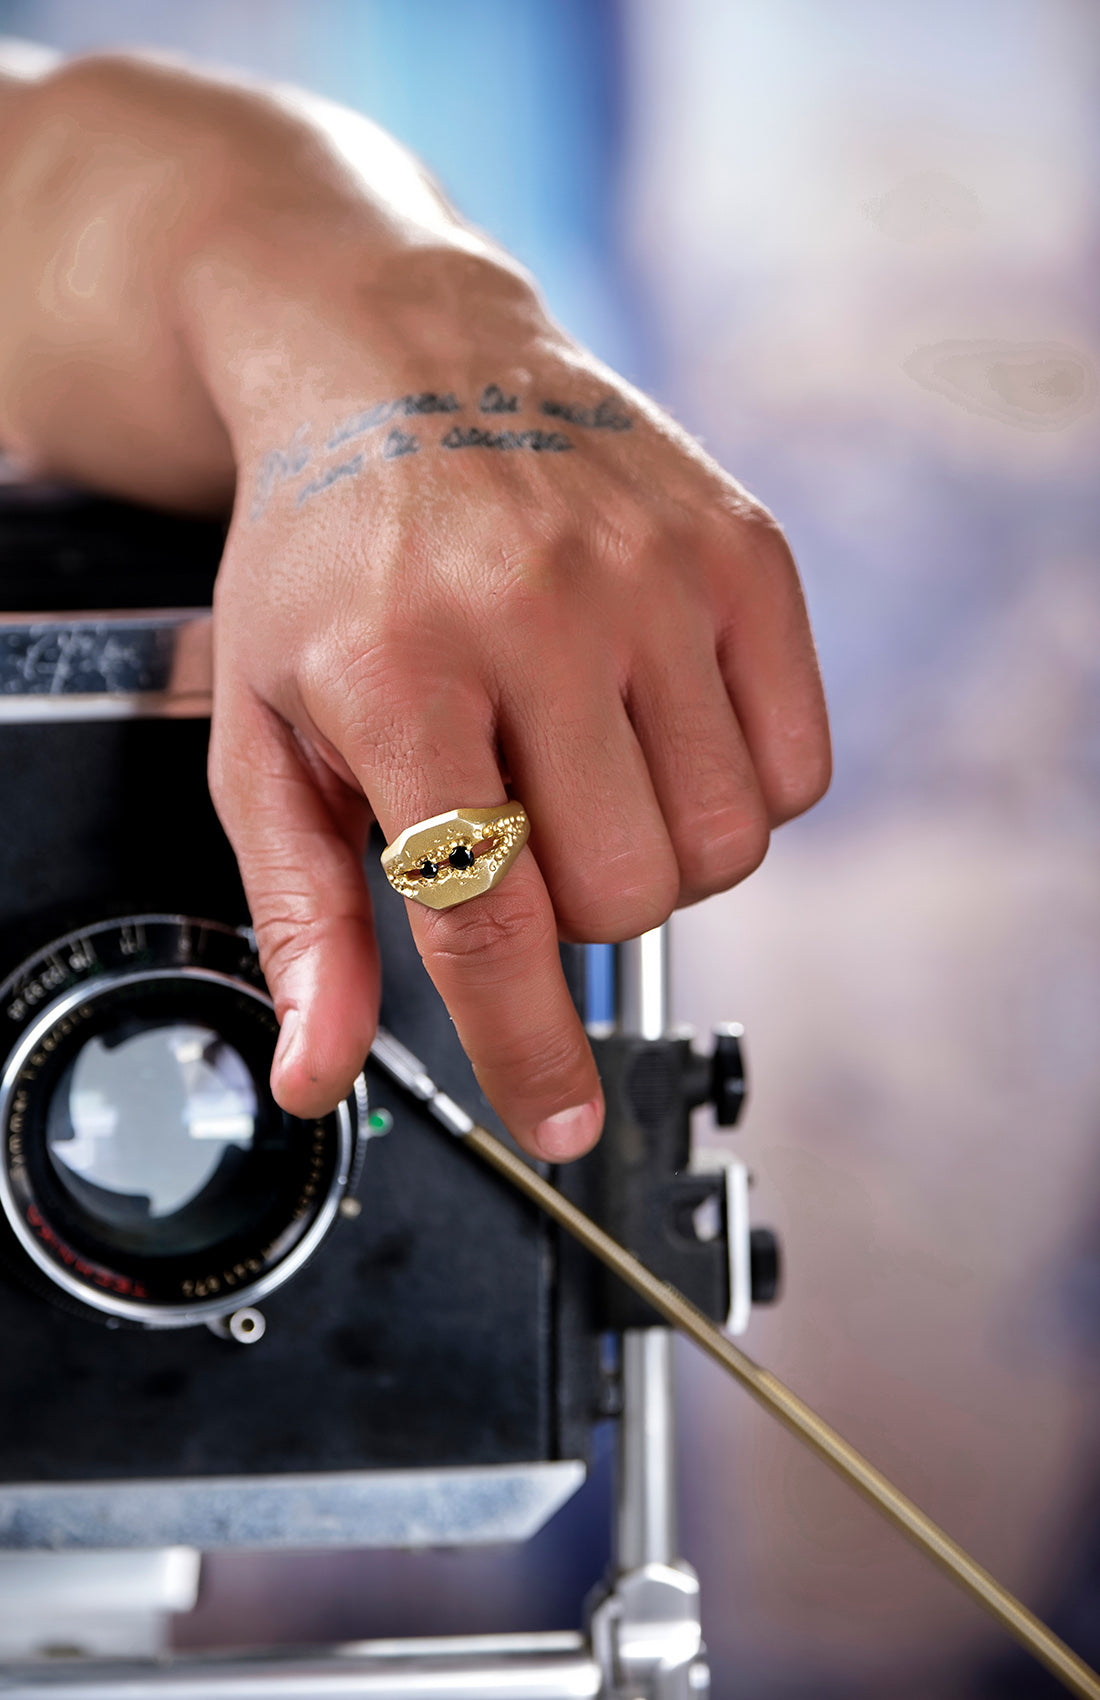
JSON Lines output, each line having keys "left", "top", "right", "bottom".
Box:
{"left": 0, "top": 916, "right": 363, "bottom": 1327}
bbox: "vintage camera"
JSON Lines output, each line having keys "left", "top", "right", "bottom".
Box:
{"left": 0, "top": 480, "right": 751, "bottom": 1565}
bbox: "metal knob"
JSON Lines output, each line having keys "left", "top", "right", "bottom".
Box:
{"left": 711, "top": 1023, "right": 747, "bottom": 1126}
{"left": 749, "top": 1228, "right": 781, "bottom": 1304}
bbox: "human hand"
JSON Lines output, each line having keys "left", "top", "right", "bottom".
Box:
{"left": 0, "top": 50, "right": 827, "bottom": 1161}
{"left": 203, "top": 248, "right": 830, "bottom": 1161}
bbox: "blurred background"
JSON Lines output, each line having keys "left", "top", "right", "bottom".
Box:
{"left": 1, "top": 1, "right": 1097, "bottom": 1695}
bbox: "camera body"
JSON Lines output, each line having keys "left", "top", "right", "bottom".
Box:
{"left": 0, "top": 485, "right": 607, "bottom": 1551}
{"left": 0, "top": 482, "right": 742, "bottom": 1557}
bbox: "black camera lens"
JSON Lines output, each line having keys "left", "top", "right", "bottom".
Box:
{"left": 0, "top": 917, "right": 363, "bottom": 1327}
{"left": 44, "top": 1016, "right": 260, "bottom": 1259}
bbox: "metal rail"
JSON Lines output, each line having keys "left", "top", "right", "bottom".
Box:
{"left": 613, "top": 926, "right": 679, "bottom": 1579}
{"left": 0, "top": 1633, "right": 600, "bottom": 1698}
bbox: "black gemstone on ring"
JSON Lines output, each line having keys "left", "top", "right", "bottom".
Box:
{"left": 448, "top": 845, "right": 475, "bottom": 870}
{"left": 420, "top": 860, "right": 439, "bottom": 879}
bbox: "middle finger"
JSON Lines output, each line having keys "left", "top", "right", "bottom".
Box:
{"left": 498, "top": 649, "right": 680, "bottom": 944}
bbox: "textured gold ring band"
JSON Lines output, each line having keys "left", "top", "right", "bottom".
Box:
{"left": 380, "top": 803, "right": 530, "bottom": 910}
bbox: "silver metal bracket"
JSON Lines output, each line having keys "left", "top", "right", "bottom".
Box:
{"left": 0, "top": 1548, "right": 199, "bottom": 1661}
{"left": 590, "top": 1562, "right": 708, "bottom": 1699}
{"left": 689, "top": 1149, "right": 753, "bottom": 1336}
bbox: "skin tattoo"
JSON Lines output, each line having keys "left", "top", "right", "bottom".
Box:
{"left": 248, "top": 386, "right": 634, "bottom": 519}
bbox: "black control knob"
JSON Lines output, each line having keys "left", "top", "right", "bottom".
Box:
{"left": 711, "top": 1023, "right": 747, "bottom": 1126}
{"left": 749, "top": 1227, "right": 781, "bottom": 1304}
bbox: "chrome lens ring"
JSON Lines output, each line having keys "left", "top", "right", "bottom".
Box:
{"left": 0, "top": 917, "right": 359, "bottom": 1328}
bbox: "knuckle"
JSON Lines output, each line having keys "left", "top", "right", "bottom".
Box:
{"left": 768, "top": 738, "right": 833, "bottom": 823}
{"left": 301, "top": 628, "right": 491, "bottom": 771}
{"left": 251, "top": 909, "right": 318, "bottom": 988}
{"left": 206, "top": 722, "right": 260, "bottom": 825}
{"left": 743, "top": 511, "right": 799, "bottom": 581}
{"left": 206, "top": 739, "right": 232, "bottom": 818}
{"left": 596, "top": 506, "right": 667, "bottom": 573}
{"left": 302, "top": 630, "right": 407, "bottom": 720}
{"left": 487, "top": 1024, "right": 590, "bottom": 1105}
{"left": 710, "top": 494, "right": 797, "bottom": 577}
{"left": 679, "top": 810, "right": 771, "bottom": 902}
{"left": 716, "top": 486, "right": 782, "bottom": 539}
{"left": 252, "top": 904, "right": 371, "bottom": 991}
{"left": 488, "top": 546, "right": 566, "bottom": 632}
{"left": 421, "top": 882, "right": 555, "bottom": 978}
{"left": 559, "top": 852, "right": 679, "bottom": 944}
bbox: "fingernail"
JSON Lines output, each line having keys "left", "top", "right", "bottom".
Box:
{"left": 273, "top": 1007, "right": 301, "bottom": 1079}
{"left": 532, "top": 1097, "right": 603, "bottom": 1162}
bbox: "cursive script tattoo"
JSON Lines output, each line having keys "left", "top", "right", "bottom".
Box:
{"left": 296, "top": 453, "right": 364, "bottom": 506}
{"left": 248, "top": 382, "right": 637, "bottom": 518}
{"left": 382, "top": 427, "right": 420, "bottom": 459}
{"left": 540, "top": 396, "right": 633, "bottom": 431}
{"left": 479, "top": 382, "right": 520, "bottom": 414}
{"left": 251, "top": 424, "right": 312, "bottom": 519}
{"left": 327, "top": 392, "right": 461, "bottom": 451}
{"left": 441, "top": 425, "right": 573, "bottom": 452}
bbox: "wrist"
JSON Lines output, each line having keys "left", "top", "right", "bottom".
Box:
{"left": 184, "top": 235, "right": 551, "bottom": 452}
{"left": 175, "top": 166, "right": 550, "bottom": 462}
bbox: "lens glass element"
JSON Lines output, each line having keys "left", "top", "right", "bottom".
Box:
{"left": 46, "top": 1023, "right": 257, "bottom": 1247}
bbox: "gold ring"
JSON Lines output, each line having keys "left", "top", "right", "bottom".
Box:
{"left": 380, "top": 803, "right": 530, "bottom": 910}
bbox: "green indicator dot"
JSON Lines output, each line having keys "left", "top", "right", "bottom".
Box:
{"left": 368, "top": 1109, "right": 393, "bottom": 1134}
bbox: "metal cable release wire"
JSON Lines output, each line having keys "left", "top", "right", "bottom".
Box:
{"left": 369, "top": 1025, "right": 1100, "bottom": 1700}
